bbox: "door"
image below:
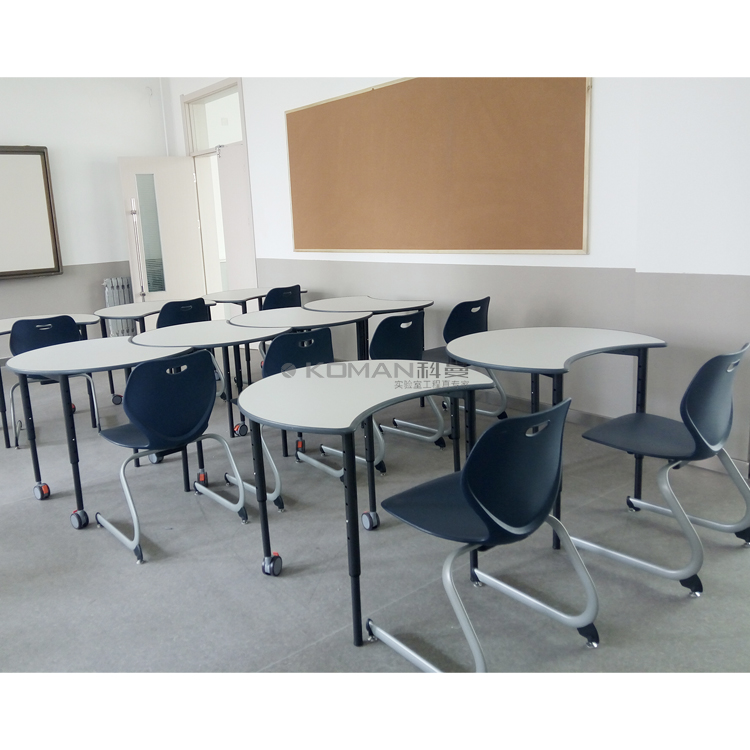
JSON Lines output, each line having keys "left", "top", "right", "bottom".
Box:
{"left": 217, "top": 142, "right": 258, "bottom": 290}
{"left": 119, "top": 157, "right": 206, "bottom": 302}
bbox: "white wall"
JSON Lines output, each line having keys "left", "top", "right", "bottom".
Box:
{"left": 0, "top": 78, "right": 168, "bottom": 267}
{"left": 242, "top": 77, "right": 750, "bottom": 276}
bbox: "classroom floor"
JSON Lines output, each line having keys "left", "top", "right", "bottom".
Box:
{"left": 1, "top": 361, "right": 750, "bottom": 675}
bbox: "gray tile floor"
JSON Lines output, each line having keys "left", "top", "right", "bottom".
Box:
{"left": 1, "top": 362, "right": 750, "bottom": 676}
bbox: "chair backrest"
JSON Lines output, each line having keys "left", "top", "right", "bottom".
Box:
{"left": 369, "top": 310, "right": 424, "bottom": 361}
{"left": 156, "top": 298, "right": 211, "bottom": 328}
{"left": 10, "top": 315, "right": 81, "bottom": 356}
{"left": 679, "top": 344, "right": 750, "bottom": 461}
{"left": 461, "top": 399, "right": 571, "bottom": 546}
{"left": 123, "top": 350, "right": 217, "bottom": 450}
{"left": 262, "top": 285, "right": 302, "bottom": 310}
{"left": 442, "top": 297, "right": 490, "bottom": 344}
{"left": 262, "top": 327, "right": 334, "bottom": 378}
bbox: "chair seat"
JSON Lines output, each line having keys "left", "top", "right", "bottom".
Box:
{"left": 583, "top": 412, "right": 697, "bottom": 460}
{"left": 99, "top": 422, "right": 152, "bottom": 450}
{"left": 382, "top": 472, "right": 499, "bottom": 545}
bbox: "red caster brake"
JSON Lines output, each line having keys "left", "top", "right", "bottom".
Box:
{"left": 33, "top": 483, "right": 51, "bottom": 501}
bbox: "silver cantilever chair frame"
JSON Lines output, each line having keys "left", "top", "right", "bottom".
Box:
{"left": 574, "top": 344, "right": 750, "bottom": 597}
{"left": 96, "top": 351, "right": 249, "bottom": 564}
{"left": 367, "top": 400, "right": 599, "bottom": 672}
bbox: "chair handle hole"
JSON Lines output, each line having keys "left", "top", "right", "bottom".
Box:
{"left": 470, "top": 306, "right": 481, "bottom": 313}
{"left": 400, "top": 321, "right": 413, "bottom": 329}
{"left": 36, "top": 324, "right": 53, "bottom": 331}
{"left": 727, "top": 360, "right": 741, "bottom": 372}
{"left": 526, "top": 419, "right": 551, "bottom": 436}
{"left": 298, "top": 339, "right": 315, "bottom": 348}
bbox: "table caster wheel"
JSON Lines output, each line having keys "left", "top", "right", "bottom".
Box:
{"left": 262, "top": 553, "right": 282, "bottom": 576}
{"left": 234, "top": 423, "right": 248, "bottom": 437}
{"left": 149, "top": 452, "right": 163, "bottom": 465}
{"left": 112, "top": 394, "right": 123, "bottom": 405}
{"left": 362, "top": 511, "right": 380, "bottom": 530}
{"left": 70, "top": 509, "right": 89, "bottom": 529}
{"left": 196, "top": 470, "right": 208, "bottom": 486}
{"left": 70, "top": 403, "right": 76, "bottom": 414}
{"left": 33, "top": 482, "right": 51, "bottom": 501}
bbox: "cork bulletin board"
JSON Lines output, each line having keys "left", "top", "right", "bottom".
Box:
{"left": 286, "top": 77, "right": 591, "bottom": 254}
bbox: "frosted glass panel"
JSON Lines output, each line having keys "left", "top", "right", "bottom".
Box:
{"left": 135, "top": 173, "right": 166, "bottom": 292}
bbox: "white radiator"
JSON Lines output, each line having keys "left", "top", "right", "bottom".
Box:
{"left": 102, "top": 277, "right": 137, "bottom": 337}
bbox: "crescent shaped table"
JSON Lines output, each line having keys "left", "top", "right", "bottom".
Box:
{"left": 303, "top": 296, "right": 434, "bottom": 359}
{"left": 0, "top": 313, "right": 101, "bottom": 448}
{"left": 447, "top": 326, "right": 667, "bottom": 546}
{"left": 7, "top": 336, "right": 191, "bottom": 528}
{"left": 238, "top": 359, "right": 494, "bottom": 646}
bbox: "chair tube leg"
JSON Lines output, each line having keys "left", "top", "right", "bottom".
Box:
{"left": 192, "top": 434, "right": 247, "bottom": 521}
{"left": 473, "top": 516, "right": 599, "bottom": 643}
{"left": 628, "top": 449, "right": 750, "bottom": 542}
{"left": 367, "top": 543, "right": 486, "bottom": 672}
{"left": 95, "top": 452, "right": 145, "bottom": 563}
{"left": 572, "top": 461, "right": 705, "bottom": 595}
{"left": 225, "top": 426, "right": 283, "bottom": 508}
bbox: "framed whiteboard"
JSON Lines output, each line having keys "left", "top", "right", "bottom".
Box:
{"left": 0, "top": 146, "right": 62, "bottom": 278}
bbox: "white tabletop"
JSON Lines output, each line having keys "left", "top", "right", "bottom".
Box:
{"left": 94, "top": 301, "right": 166, "bottom": 320}
{"left": 304, "top": 296, "right": 433, "bottom": 315}
{"left": 230, "top": 308, "right": 371, "bottom": 330}
{"left": 447, "top": 327, "right": 666, "bottom": 375}
{"left": 7, "top": 337, "right": 191, "bottom": 377}
{"left": 0, "top": 313, "right": 100, "bottom": 335}
{"left": 238, "top": 359, "right": 493, "bottom": 434}
{"left": 204, "top": 287, "right": 308, "bottom": 304}
{"left": 132, "top": 320, "right": 291, "bottom": 349}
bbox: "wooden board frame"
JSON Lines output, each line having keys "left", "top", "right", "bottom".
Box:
{"left": 0, "top": 145, "right": 63, "bottom": 278}
{"left": 286, "top": 78, "right": 591, "bottom": 255}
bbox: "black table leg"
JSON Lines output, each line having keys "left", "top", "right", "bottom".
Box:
{"left": 364, "top": 415, "right": 377, "bottom": 517}
{"left": 450, "top": 395, "right": 461, "bottom": 472}
{"left": 232, "top": 344, "right": 246, "bottom": 431}
{"left": 59, "top": 374, "right": 86, "bottom": 520}
{"left": 240, "top": 301, "right": 253, "bottom": 386}
{"left": 633, "top": 348, "right": 649, "bottom": 499}
{"left": 0, "top": 367, "right": 10, "bottom": 449}
{"left": 17, "top": 374, "right": 45, "bottom": 495}
{"left": 551, "top": 373, "right": 564, "bottom": 550}
{"left": 342, "top": 431, "right": 363, "bottom": 646}
{"left": 356, "top": 319, "right": 369, "bottom": 361}
{"left": 222, "top": 346, "right": 235, "bottom": 437}
{"left": 100, "top": 318, "right": 117, "bottom": 398}
{"left": 249, "top": 420, "right": 275, "bottom": 569}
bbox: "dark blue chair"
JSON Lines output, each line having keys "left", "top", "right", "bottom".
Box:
{"left": 9, "top": 315, "right": 100, "bottom": 449}
{"left": 366, "top": 399, "right": 599, "bottom": 672}
{"left": 575, "top": 344, "right": 750, "bottom": 597}
{"left": 96, "top": 350, "right": 248, "bottom": 564}
{"left": 156, "top": 298, "right": 211, "bottom": 328}
{"left": 373, "top": 310, "right": 449, "bottom": 450}
{"left": 263, "top": 326, "right": 335, "bottom": 462}
{"left": 424, "top": 297, "right": 507, "bottom": 420}
{"left": 261, "top": 285, "right": 302, "bottom": 310}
